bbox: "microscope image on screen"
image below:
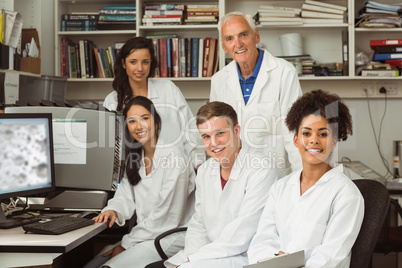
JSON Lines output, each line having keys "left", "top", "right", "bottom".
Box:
{"left": 0, "top": 123, "right": 50, "bottom": 192}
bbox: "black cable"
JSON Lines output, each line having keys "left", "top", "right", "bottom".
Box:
{"left": 364, "top": 89, "right": 394, "bottom": 179}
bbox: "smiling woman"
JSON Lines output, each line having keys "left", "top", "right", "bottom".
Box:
{"left": 83, "top": 97, "right": 196, "bottom": 268}
{"left": 247, "top": 90, "right": 364, "bottom": 268}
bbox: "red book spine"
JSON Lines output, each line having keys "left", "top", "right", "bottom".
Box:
{"left": 159, "top": 38, "right": 168, "bottom": 77}
{"left": 206, "top": 38, "right": 217, "bottom": 77}
{"left": 202, "top": 37, "right": 211, "bottom": 77}
{"left": 385, "top": 59, "right": 402, "bottom": 66}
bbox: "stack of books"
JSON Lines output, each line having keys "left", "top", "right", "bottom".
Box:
{"left": 361, "top": 62, "right": 400, "bottom": 77}
{"left": 184, "top": 4, "right": 219, "bottom": 24}
{"left": 60, "top": 13, "right": 98, "bottom": 31}
{"left": 300, "top": 0, "right": 346, "bottom": 24}
{"left": 142, "top": 4, "right": 185, "bottom": 26}
{"left": 97, "top": 5, "right": 136, "bottom": 30}
{"left": 356, "top": 1, "right": 401, "bottom": 28}
{"left": 253, "top": 5, "right": 302, "bottom": 26}
{"left": 367, "top": 39, "right": 402, "bottom": 76}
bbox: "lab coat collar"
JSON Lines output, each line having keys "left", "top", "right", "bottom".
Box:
{"left": 209, "top": 143, "right": 247, "bottom": 181}
{"left": 147, "top": 79, "right": 159, "bottom": 100}
{"left": 288, "top": 165, "right": 344, "bottom": 186}
{"left": 224, "top": 49, "right": 280, "bottom": 106}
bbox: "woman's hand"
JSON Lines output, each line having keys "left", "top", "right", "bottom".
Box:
{"left": 93, "top": 210, "right": 118, "bottom": 228}
{"left": 103, "top": 244, "right": 126, "bottom": 259}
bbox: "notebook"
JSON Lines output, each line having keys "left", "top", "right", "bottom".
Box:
{"left": 244, "top": 250, "right": 305, "bottom": 268}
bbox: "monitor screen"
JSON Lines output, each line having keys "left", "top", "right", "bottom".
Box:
{"left": 0, "top": 113, "right": 55, "bottom": 227}
{"left": 5, "top": 107, "right": 116, "bottom": 191}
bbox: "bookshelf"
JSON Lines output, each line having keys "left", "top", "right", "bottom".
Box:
{"left": 51, "top": 0, "right": 402, "bottom": 101}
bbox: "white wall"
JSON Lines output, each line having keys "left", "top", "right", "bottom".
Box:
{"left": 339, "top": 99, "right": 402, "bottom": 178}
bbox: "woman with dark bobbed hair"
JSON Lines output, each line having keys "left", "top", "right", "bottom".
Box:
{"left": 247, "top": 90, "right": 364, "bottom": 268}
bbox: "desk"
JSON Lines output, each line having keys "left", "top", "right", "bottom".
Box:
{"left": 0, "top": 222, "right": 107, "bottom": 268}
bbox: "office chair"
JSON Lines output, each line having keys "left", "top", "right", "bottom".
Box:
{"left": 154, "top": 227, "right": 188, "bottom": 260}
{"left": 350, "top": 179, "right": 390, "bottom": 268}
{"left": 373, "top": 198, "right": 402, "bottom": 255}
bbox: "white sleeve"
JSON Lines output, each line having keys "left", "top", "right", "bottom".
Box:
{"left": 304, "top": 194, "right": 364, "bottom": 267}
{"left": 187, "top": 168, "right": 281, "bottom": 262}
{"left": 279, "top": 65, "right": 302, "bottom": 172}
{"left": 165, "top": 173, "right": 209, "bottom": 267}
{"left": 121, "top": 156, "right": 195, "bottom": 249}
{"left": 102, "top": 176, "right": 136, "bottom": 226}
{"left": 247, "top": 183, "right": 281, "bottom": 264}
{"left": 209, "top": 75, "right": 218, "bottom": 102}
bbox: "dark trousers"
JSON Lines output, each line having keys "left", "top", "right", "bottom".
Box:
{"left": 145, "top": 260, "right": 165, "bottom": 268}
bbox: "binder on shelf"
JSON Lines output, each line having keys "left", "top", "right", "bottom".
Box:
{"left": 373, "top": 53, "right": 402, "bottom": 61}
{"left": 385, "top": 59, "right": 402, "bottom": 66}
{"left": 376, "top": 46, "right": 402, "bottom": 53}
{"left": 370, "top": 39, "right": 402, "bottom": 49}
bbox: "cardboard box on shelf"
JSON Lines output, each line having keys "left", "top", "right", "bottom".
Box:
{"left": 20, "top": 28, "right": 41, "bottom": 74}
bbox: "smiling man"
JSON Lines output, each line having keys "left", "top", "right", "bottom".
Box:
{"left": 210, "top": 11, "right": 303, "bottom": 176}
{"left": 149, "top": 101, "right": 283, "bottom": 268}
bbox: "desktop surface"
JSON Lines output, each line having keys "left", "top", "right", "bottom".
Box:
{"left": 0, "top": 220, "right": 106, "bottom": 253}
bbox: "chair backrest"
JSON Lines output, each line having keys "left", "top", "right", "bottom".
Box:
{"left": 350, "top": 179, "right": 390, "bottom": 268}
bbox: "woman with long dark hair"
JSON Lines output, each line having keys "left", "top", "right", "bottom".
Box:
{"left": 85, "top": 96, "right": 196, "bottom": 268}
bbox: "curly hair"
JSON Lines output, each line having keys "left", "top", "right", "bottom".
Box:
{"left": 113, "top": 37, "right": 158, "bottom": 112}
{"left": 285, "top": 90, "right": 352, "bottom": 141}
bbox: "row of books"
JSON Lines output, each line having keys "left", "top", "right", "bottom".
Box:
{"left": 149, "top": 36, "right": 219, "bottom": 78}
{"left": 356, "top": 1, "right": 402, "bottom": 28}
{"left": 60, "top": 38, "right": 122, "bottom": 78}
{"left": 142, "top": 4, "right": 219, "bottom": 26}
{"left": 361, "top": 39, "right": 402, "bottom": 77}
{"left": 60, "top": 5, "right": 136, "bottom": 31}
{"left": 253, "top": 0, "right": 347, "bottom": 26}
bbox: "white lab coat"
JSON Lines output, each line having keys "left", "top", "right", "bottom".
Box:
{"left": 210, "top": 49, "right": 302, "bottom": 175}
{"left": 102, "top": 141, "right": 196, "bottom": 250}
{"left": 103, "top": 78, "right": 205, "bottom": 168}
{"left": 248, "top": 165, "right": 365, "bottom": 268}
{"left": 165, "top": 145, "right": 283, "bottom": 268}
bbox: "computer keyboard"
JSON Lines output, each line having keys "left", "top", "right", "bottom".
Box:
{"left": 22, "top": 215, "right": 95, "bottom": 235}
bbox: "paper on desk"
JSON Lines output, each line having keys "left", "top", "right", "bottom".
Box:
{"left": 3, "top": 10, "right": 23, "bottom": 48}
{"left": 28, "top": 37, "right": 39, "bottom": 57}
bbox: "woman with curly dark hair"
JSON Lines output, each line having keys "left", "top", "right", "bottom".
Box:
{"left": 103, "top": 37, "right": 204, "bottom": 169}
{"left": 247, "top": 90, "right": 364, "bottom": 267}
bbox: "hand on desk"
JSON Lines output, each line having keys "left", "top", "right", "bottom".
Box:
{"left": 103, "top": 244, "right": 126, "bottom": 259}
{"left": 93, "top": 210, "right": 118, "bottom": 228}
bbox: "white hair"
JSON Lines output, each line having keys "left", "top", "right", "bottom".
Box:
{"left": 217, "top": 11, "right": 256, "bottom": 37}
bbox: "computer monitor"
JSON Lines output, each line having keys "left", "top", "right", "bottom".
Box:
{"left": 0, "top": 113, "right": 55, "bottom": 228}
{"left": 5, "top": 106, "right": 116, "bottom": 211}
